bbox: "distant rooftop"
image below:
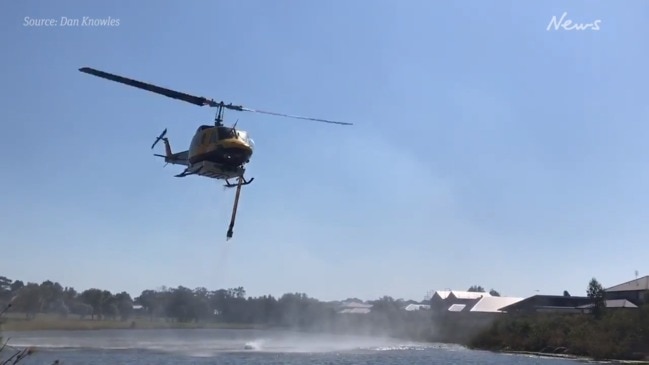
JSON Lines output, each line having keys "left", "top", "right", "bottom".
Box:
{"left": 432, "top": 290, "right": 451, "bottom": 299}
{"left": 499, "top": 295, "right": 592, "bottom": 312}
{"left": 605, "top": 276, "right": 649, "bottom": 292}
{"left": 577, "top": 299, "right": 638, "bottom": 309}
{"left": 404, "top": 304, "right": 430, "bottom": 311}
{"left": 448, "top": 303, "right": 466, "bottom": 312}
{"left": 339, "top": 308, "right": 371, "bottom": 314}
{"left": 340, "top": 301, "right": 373, "bottom": 309}
{"left": 431, "top": 290, "right": 491, "bottom": 301}
{"left": 449, "top": 291, "right": 492, "bottom": 300}
{"left": 470, "top": 296, "right": 524, "bottom": 313}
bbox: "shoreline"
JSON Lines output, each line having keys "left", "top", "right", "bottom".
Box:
{"left": 496, "top": 349, "right": 649, "bottom": 365}
{"left": 1, "top": 318, "right": 266, "bottom": 332}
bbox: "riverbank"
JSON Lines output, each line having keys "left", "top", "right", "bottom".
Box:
{"left": 1, "top": 317, "right": 265, "bottom": 331}
{"left": 499, "top": 350, "right": 649, "bottom": 365}
{"left": 468, "top": 308, "right": 649, "bottom": 362}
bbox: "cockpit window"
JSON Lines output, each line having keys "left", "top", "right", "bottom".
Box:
{"left": 238, "top": 131, "right": 255, "bottom": 150}
{"left": 217, "top": 127, "right": 237, "bottom": 139}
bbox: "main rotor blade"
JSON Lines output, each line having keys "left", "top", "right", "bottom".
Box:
{"left": 79, "top": 67, "right": 353, "bottom": 126}
{"left": 79, "top": 67, "right": 218, "bottom": 107}
{"left": 239, "top": 107, "right": 353, "bottom": 126}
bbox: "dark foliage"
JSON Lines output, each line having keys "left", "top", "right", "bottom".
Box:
{"left": 0, "top": 275, "right": 439, "bottom": 342}
{"left": 468, "top": 306, "right": 649, "bottom": 361}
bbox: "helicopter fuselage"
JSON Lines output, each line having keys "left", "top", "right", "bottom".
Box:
{"left": 188, "top": 125, "right": 254, "bottom": 168}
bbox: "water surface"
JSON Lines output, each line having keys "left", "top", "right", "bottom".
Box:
{"left": 2, "top": 328, "right": 585, "bottom": 364}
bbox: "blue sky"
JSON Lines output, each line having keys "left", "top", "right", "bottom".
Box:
{"left": 1, "top": 0, "right": 648, "bottom": 302}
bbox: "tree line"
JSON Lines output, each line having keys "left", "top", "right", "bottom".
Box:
{"left": 1, "top": 274, "right": 515, "bottom": 345}
{"left": 0, "top": 275, "right": 436, "bottom": 329}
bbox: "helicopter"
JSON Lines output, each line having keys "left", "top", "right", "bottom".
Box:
{"left": 78, "top": 67, "right": 352, "bottom": 240}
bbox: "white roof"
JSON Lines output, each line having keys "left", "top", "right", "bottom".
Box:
{"left": 340, "top": 301, "right": 373, "bottom": 308}
{"left": 605, "top": 276, "right": 649, "bottom": 292}
{"left": 404, "top": 304, "right": 430, "bottom": 311}
{"left": 432, "top": 291, "right": 451, "bottom": 299}
{"left": 469, "top": 296, "right": 524, "bottom": 313}
{"left": 449, "top": 291, "right": 492, "bottom": 300}
{"left": 339, "top": 308, "right": 371, "bottom": 314}
{"left": 448, "top": 304, "right": 466, "bottom": 312}
{"left": 431, "top": 290, "right": 491, "bottom": 301}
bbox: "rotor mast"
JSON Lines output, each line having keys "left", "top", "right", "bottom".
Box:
{"left": 215, "top": 103, "right": 225, "bottom": 127}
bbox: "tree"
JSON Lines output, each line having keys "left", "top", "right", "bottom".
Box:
{"left": 10, "top": 280, "right": 24, "bottom": 293}
{"left": 135, "top": 289, "right": 159, "bottom": 319}
{"left": 370, "top": 296, "right": 401, "bottom": 312}
{"left": 39, "top": 281, "right": 64, "bottom": 312}
{"left": 468, "top": 285, "right": 485, "bottom": 292}
{"left": 0, "top": 276, "right": 12, "bottom": 302}
{"left": 70, "top": 302, "right": 93, "bottom": 319}
{"left": 11, "top": 283, "right": 42, "bottom": 319}
{"left": 0, "top": 276, "right": 11, "bottom": 292}
{"left": 489, "top": 289, "right": 500, "bottom": 296}
{"left": 166, "top": 286, "right": 200, "bottom": 322}
{"left": 115, "top": 292, "right": 134, "bottom": 321}
{"left": 586, "top": 278, "right": 606, "bottom": 319}
{"left": 80, "top": 288, "right": 105, "bottom": 319}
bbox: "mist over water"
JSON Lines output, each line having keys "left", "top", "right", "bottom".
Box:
{"left": 4, "top": 328, "right": 432, "bottom": 355}
{"left": 3, "top": 328, "right": 585, "bottom": 365}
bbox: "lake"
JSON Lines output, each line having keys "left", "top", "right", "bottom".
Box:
{"left": 2, "top": 328, "right": 585, "bottom": 365}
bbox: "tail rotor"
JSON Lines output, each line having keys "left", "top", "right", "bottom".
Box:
{"left": 151, "top": 128, "right": 168, "bottom": 149}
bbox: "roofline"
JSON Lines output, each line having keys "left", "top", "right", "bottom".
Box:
{"left": 519, "top": 294, "right": 590, "bottom": 300}
{"left": 604, "top": 275, "right": 649, "bottom": 291}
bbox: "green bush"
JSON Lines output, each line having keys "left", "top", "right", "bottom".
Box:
{"left": 469, "top": 306, "right": 649, "bottom": 361}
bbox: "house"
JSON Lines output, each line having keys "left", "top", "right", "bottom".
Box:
{"left": 469, "top": 296, "right": 524, "bottom": 313}
{"left": 429, "top": 290, "right": 491, "bottom": 312}
{"left": 604, "top": 275, "right": 649, "bottom": 306}
{"left": 403, "top": 303, "right": 430, "bottom": 311}
{"left": 431, "top": 293, "right": 515, "bottom": 343}
{"left": 441, "top": 295, "right": 522, "bottom": 316}
{"left": 499, "top": 295, "right": 593, "bottom": 314}
{"left": 444, "top": 291, "right": 491, "bottom": 312}
{"left": 429, "top": 290, "right": 450, "bottom": 303}
{"left": 447, "top": 303, "right": 470, "bottom": 312}
{"left": 448, "top": 291, "right": 492, "bottom": 300}
{"left": 132, "top": 304, "right": 146, "bottom": 316}
{"left": 576, "top": 299, "right": 638, "bottom": 314}
{"left": 337, "top": 301, "right": 372, "bottom": 314}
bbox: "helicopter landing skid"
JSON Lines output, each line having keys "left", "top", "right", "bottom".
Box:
{"left": 224, "top": 177, "right": 254, "bottom": 188}
{"left": 174, "top": 166, "right": 203, "bottom": 178}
